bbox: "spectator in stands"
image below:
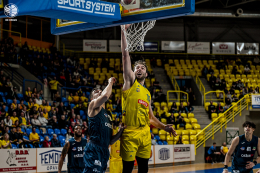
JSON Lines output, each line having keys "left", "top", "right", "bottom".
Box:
{"left": 70, "top": 114, "right": 77, "bottom": 124}
{"left": 31, "top": 114, "right": 41, "bottom": 128}
{"left": 218, "top": 93, "right": 224, "bottom": 99}
{"left": 19, "top": 112, "right": 27, "bottom": 129}
{"left": 151, "top": 133, "right": 157, "bottom": 145}
{"left": 48, "top": 107, "right": 56, "bottom": 119}
{"left": 1, "top": 105, "right": 7, "bottom": 117}
{"left": 207, "top": 142, "right": 220, "bottom": 163}
{"left": 7, "top": 86, "right": 18, "bottom": 100}
{"left": 59, "top": 115, "right": 68, "bottom": 129}
{"left": 32, "top": 87, "right": 38, "bottom": 96}
{"left": 214, "top": 79, "right": 221, "bottom": 90}
{"left": 220, "top": 142, "right": 228, "bottom": 162}
{"left": 69, "top": 122, "right": 76, "bottom": 134}
{"left": 58, "top": 102, "right": 67, "bottom": 115}
{"left": 29, "top": 127, "right": 40, "bottom": 148}
{"left": 226, "top": 91, "right": 232, "bottom": 101}
{"left": 8, "top": 105, "right": 16, "bottom": 117}
{"left": 170, "top": 102, "right": 178, "bottom": 113}
{"left": 255, "top": 87, "right": 259, "bottom": 94}
{"left": 9, "top": 127, "right": 19, "bottom": 144}
{"left": 66, "top": 128, "right": 73, "bottom": 142}
{"left": 82, "top": 121, "right": 88, "bottom": 136}
{"left": 27, "top": 98, "right": 33, "bottom": 110}
{"left": 226, "top": 98, "right": 231, "bottom": 106}
{"left": 243, "top": 87, "right": 249, "bottom": 95}
{"left": 223, "top": 104, "right": 230, "bottom": 112}
{"left": 176, "top": 113, "right": 186, "bottom": 129}
{"left": 49, "top": 76, "right": 62, "bottom": 101}
{"left": 202, "top": 65, "right": 208, "bottom": 78}
{"left": 185, "top": 102, "right": 194, "bottom": 113}
{"left": 221, "top": 80, "right": 227, "bottom": 90}
{"left": 237, "top": 80, "right": 244, "bottom": 90}
{"left": 68, "top": 93, "right": 75, "bottom": 103}
{"left": 76, "top": 115, "right": 82, "bottom": 126}
{"left": 176, "top": 135, "right": 183, "bottom": 144}
{"left": 4, "top": 116, "right": 12, "bottom": 127}
{"left": 216, "top": 103, "right": 223, "bottom": 114}
{"left": 35, "top": 94, "right": 42, "bottom": 105}
{"left": 244, "top": 65, "right": 251, "bottom": 75}
{"left": 38, "top": 112, "right": 51, "bottom": 129}
{"left": 253, "top": 56, "right": 260, "bottom": 66}
{"left": 232, "top": 94, "right": 239, "bottom": 102}
{"left": 5, "top": 77, "right": 13, "bottom": 93}
{"left": 249, "top": 86, "right": 254, "bottom": 93}
{"left": 11, "top": 112, "right": 18, "bottom": 126}
{"left": 43, "top": 136, "right": 51, "bottom": 148}
{"left": 232, "top": 66, "right": 239, "bottom": 75}
{"left": 167, "top": 113, "right": 176, "bottom": 126}
{"left": 208, "top": 101, "right": 216, "bottom": 119}
{"left": 16, "top": 126, "right": 30, "bottom": 148}
{"left": 179, "top": 102, "right": 186, "bottom": 113}
{"left": 209, "top": 74, "right": 216, "bottom": 88}
{"left": 51, "top": 134, "right": 61, "bottom": 147}
{"left": 1, "top": 133, "right": 11, "bottom": 149}
{"left": 239, "top": 92, "right": 244, "bottom": 100}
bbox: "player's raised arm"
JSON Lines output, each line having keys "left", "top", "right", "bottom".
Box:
{"left": 250, "top": 138, "right": 260, "bottom": 170}
{"left": 148, "top": 103, "right": 177, "bottom": 137}
{"left": 121, "top": 25, "right": 135, "bottom": 89}
{"left": 223, "top": 136, "right": 239, "bottom": 173}
{"left": 89, "top": 77, "right": 115, "bottom": 114}
{"left": 58, "top": 141, "right": 70, "bottom": 173}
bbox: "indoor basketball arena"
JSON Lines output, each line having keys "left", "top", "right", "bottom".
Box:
{"left": 0, "top": 0, "right": 260, "bottom": 173}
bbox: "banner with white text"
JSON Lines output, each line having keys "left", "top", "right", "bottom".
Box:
{"left": 0, "top": 149, "right": 36, "bottom": 173}
{"left": 173, "top": 145, "right": 191, "bottom": 162}
{"left": 187, "top": 42, "right": 210, "bottom": 54}
{"left": 83, "top": 40, "right": 107, "bottom": 52}
{"left": 212, "top": 42, "right": 235, "bottom": 54}
{"left": 161, "top": 41, "right": 185, "bottom": 51}
{"left": 237, "top": 43, "right": 259, "bottom": 55}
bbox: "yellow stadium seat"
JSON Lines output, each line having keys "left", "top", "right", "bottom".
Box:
{"left": 182, "top": 130, "right": 189, "bottom": 136}
{"left": 161, "top": 102, "right": 167, "bottom": 108}
{"left": 190, "top": 130, "right": 197, "bottom": 135}
{"left": 157, "top": 59, "right": 162, "bottom": 67}
{"left": 159, "top": 130, "right": 167, "bottom": 141}
{"left": 161, "top": 118, "right": 167, "bottom": 124}
{"left": 190, "top": 135, "right": 196, "bottom": 144}
{"left": 168, "top": 141, "right": 174, "bottom": 145}
{"left": 182, "top": 135, "right": 189, "bottom": 141}
{"left": 193, "top": 124, "right": 201, "bottom": 130}
{"left": 168, "top": 102, "right": 173, "bottom": 110}
{"left": 185, "top": 124, "right": 192, "bottom": 130}
{"left": 174, "top": 136, "right": 179, "bottom": 144}
{"left": 177, "top": 124, "right": 185, "bottom": 130}
{"left": 89, "top": 67, "right": 94, "bottom": 75}
{"left": 184, "top": 118, "right": 190, "bottom": 124}
{"left": 183, "top": 102, "right": 187, "bottom": 107}
{"left": 190, "top": 118, "right": 198, "bottom": 125}
{"left": 205, "top": 102, "right": 210, "bottom": 111}
{"left": 211, "top": 113, "right": 218, "bottom": 118}
{"left": 167, "top": 135, "right": 174, "bottom": 142}
{"left": 196, "top": 130, "right": 204, "bottom": 140}
{"left": 152, "top": 128, "right": 159, "bottom": 135}
{"left": 181, "top": 113, "right": 187, "bottom": 118}
{"left": 188, "top": 113, "right": 194, "bottom": 118}
{"left": 175, "top": 130, "right": 182, "bottom": 136}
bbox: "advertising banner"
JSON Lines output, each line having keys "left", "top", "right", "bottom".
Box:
{"left": 109, "top": 40, "right": 121, "bottom": 52}
{"left": 37, "top": 148, "right": 68, "bottom": 172}
{"left": 83, "top": 40, "right": 107, "bottom": 52}
{"left": 173, "top": 145, "right": 191, "bottom": 162}
{"left": 212, "top": 42, "right": 235, "bottom": 54}
{"left": 237, "top": 43, "right": 259, "bottom": 55}
{"left": 161, "top": 41, "right": 185, "bottom": 51}
{"left": 187, "top": 42, "right": 210, "bottom": 54}
{"left": 154, "top": 145, "right": 174, "bottom": 164}
{"left": 143, "top": 42, "right": 159, "bottom": 52}
{"left": 0, "top": 149, "right": 36, "bottom": 173}
{"left": 148, "top": 146, "right": 154, "bottom": 165}
{"left": 252, "top": 94, "right": 260, "bottom": 108}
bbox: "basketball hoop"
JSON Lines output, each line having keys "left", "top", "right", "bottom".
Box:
{"left": 121, "top": 20, "right": 156, "bottom": 52}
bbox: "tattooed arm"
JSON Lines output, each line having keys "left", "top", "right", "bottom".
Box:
{"left": 58, "top": 141, "right": 70, "bottom": 173}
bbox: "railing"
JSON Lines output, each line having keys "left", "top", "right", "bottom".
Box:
{"left": 204, "top": 91, "right": 225, "bottom": 107}
{"left": 167, "top": 90, "right": 189, "bottom": 105}
{"left": 0, "top": 29, "right": 22, "bottom": 44}
{"left": 195, "top": 75, "right": 205, "bottom": 99}
{"left": 0, "top": 62, "right": 24, "bottom": 83}
{"left": 171, "top": 75, "right": 180, "bottom": 91}
{"left": 23, "top": 79, "right": 43, "bottom": 95}
{"left": 60, "top": 86, "right": 93, "bottom": 98}
{"left": 195, "top": 94, "right": 250, "bottom": 154}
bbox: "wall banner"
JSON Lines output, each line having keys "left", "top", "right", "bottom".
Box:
{"left": 161, "top": 41, "right": 185, "bottom": 51}
{"left": 173, "top": 145, "right": 191, "bottom": 162}
{"left": 237, "top": 43, "right": 259, "bottom": 55}
{"left": 83, "top": 40, "right": 107, "bottom": 52}
{"left": 212, "top": 42, "right": 235, "bottom": 54}
{"left": 187, "top": 42, "right": 210, "bottom": 54}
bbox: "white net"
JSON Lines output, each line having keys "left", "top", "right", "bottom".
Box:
{"left": 121, "top": 20, "right": 156, "bottom": 52}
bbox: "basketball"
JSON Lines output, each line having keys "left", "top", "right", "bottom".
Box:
{"left": 121, "top": 0, "right": 135, "bottom": 5}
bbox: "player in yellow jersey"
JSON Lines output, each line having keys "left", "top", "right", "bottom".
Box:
{"left": 120, "top": 24, "right": 177, "bottom": 173}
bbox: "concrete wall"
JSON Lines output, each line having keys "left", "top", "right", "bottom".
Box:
{"left": 195, "top": 108, "right": 249, "bottom": 163}
{"left": 191, "top": 78, "right": 203, "bottom": 106}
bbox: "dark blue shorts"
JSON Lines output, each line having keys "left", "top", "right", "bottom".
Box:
{"left": 83, "top": 142, "right": 109, "bottom": 173}
{"left": 231, "top": 166, "right": 253, "bottom": 173}
{"left": 68, "top": 167, "right": 84, "bottom": 173}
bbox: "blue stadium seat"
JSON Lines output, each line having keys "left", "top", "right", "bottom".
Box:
{"left": 86, "top": 92, "right": 90, "bottom": 97}
{"left": 7, "top": 99, "right": 13, "bottom": 105}
{"left": 61, "top": 129, "right": 67, "bottom": 136}
{"left": 24, "top": 101, "right": 28, "bottom": 106}
{"left": 82, "top": 115, "right": 87, "bottom": 121}
{"left": 49, "top": 102, "right": 52, "bottom": 106}
{"left": 23, "top": 136, "right": 29, "bottom": 140}
{"left": 163, "top": 141, "right": 168, "bottom": 145}
{"left": 26, "top": 129, "right": 32, "bottom": 135}
{"left": 29, "top": 144, "right": 34, "bottom": 148}
{"left": 39, "top": 144, "right": 43, "bottom": 148}
{"left": 64, "top": 102, "right": 69, "bottom": 107}
{"left": 36, "top": 129, "right": 41, "bottom": 135}
{"left": 54, "top": 129, "right": 61, "bottom": 135}
{"left": 17, "top": 93, "right": 24, "bottom": 100}
{"left": 21, "top": 128, "right": 25, "bottom": 133}
{"left": 12, "top": 144, "right": 17, "bottom": 149}
{"left": 47, "top": 129, "right": 54, "bottom": 135}
{"left": 2, "top": 97, "right": 6, "bottom": 103}
{"left": 0, "top": 92, "right": 3, "bottom": 96}
{"left": 155, "top": 135, "right": 160, "bottom": 141}
{"left": 5, "top": 106, "right": 8, "bottom": 112}
{"left": 58, "top": 136, "right": 66, "bottom": 144}
{"left": 40, "top": 136, "right": 44, "bottom": 142}
{"left": 80, "top": 110, "right": 84, "bottom": 116}
{"left": 70, "top": 104, "right": 75, "bottom": 109}
{"left": 62, "top": 97, "right": 67, "bottom": 102}
{"left": 4, "top": 92, "right": 8, "bottom": 96}
{"left": 158, "top": 141, "right": 163, "bottom": 145}
{"left": 16, "top": 100, "right": 20, "bottom": 104}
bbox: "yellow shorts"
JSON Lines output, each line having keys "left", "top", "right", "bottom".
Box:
{"left": 120, "top": 125, "right": 151, "bottom": 161}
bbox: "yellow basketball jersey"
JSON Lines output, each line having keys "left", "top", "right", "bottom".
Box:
{"left": 111, "top": 140, "right": 121, "bottom": 158}
{"left": 122, "top": 80, "right": 151, "bottom": 127}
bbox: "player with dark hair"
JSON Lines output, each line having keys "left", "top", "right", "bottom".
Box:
{"left": 58, "top": 125, "right": 87, "bottom": 173}
{"left": 83, "top": 77, "right": 125, "bottom": 173}
{"left": 120, "top": 24, "right": 177, "bottom": 173}
{"left": 223, "top": 121, "right": 260, "bottom": 173}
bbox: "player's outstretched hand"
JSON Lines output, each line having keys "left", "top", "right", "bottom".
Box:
{"left": 108, "top": 77, "right": 116, "bottom": 84}
{"left": 164, "top": 125, "right": 177, "bottom": 137}
{"left": 245, "top": 161, "right": 255, "bottom": 169}
{"left": 222, "top": 169, "right": 228, "bottom": 173}
{"left": 121, "top": 24, "right": 131, "bottom": 30}
{"left": 256, "top": 169, "right": 260, "bottom": 173}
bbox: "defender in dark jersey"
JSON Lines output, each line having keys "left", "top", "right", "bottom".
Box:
{"left": 83, "top": 77, "right": 125, "bottom": 173}
{"left": 58, "top": 125, "right": 87, "bottom": 173}
{"left": 223, "top": 121, "right": 260, "bottom": 173}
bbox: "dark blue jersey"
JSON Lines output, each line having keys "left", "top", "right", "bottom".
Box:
{"left": 67, "top": 137, "right": 87, "bottom": 168}
{"left": 88, "top": 107, "right": 113, "bottom": 148}
{"left": 232, "top": 134, "right": 258, "bottom": 173}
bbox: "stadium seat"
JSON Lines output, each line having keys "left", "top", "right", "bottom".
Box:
{"left": 62, "top": 97, "right": 67, "bottom": 102}
{"left": 61, "top": 129, "right": 67, "bottom": 136}
{"left": 54, "top": 129, "right": 61, "bottom": 135}
{"left": 183, "top": 141, "right": 190, "bottom": 144}
{"left": 182, "top": 130, "right": 189, "bottom": 136}
{"left": 158, "top": 141, "right": 163, "bottom": 145}
{"left": 12, "top": 144, "right": 18, "bottom": 149}
{"left": 58, "top": 136, "right": 66, "bottom": 143}
{"left": 17, "top": 93, "right": 24, "bottom": 100}
{"left": 70, "top": 104, "right": 75, "bottom": 109}
{"left": 177, "top": 124, "right": 184, "bottom": 130}
{"left": 185, "top": 124, "right": 192, "bottom": 130}
{"left": 80, "top": 110, "right": 85, "bottom": 116}
{"left": 26, "top": 129, "right": 32, "bottom": 135}
{"left": 190, "top": 135, "right": 196, "bottom": 144}
{"left": 163, "top": 141, "right": 168, "bottom": 145}
{"left": 40, "top": 136, "right": 44, "bottom": 142}
{"left": 82, "top": 115, "right": 87, "bottom": 121}
{"left": 161, "top": 118, "right": 167, "bottom": 124}
{"left": 0, "top": 92, "right": 3, "bottom": 96}
{"left": 36, "top": 129, "right": 41, "bottom": 134}
{"left": 7, "top": 99, "right": 13, "bottom": 105}
{"left": 193, "top": 124, "right": 201, "bottom": 130}
{"left": 23, "top": 136, "right": 29, "bottom": 141}
{"left": 152, "top": 128, "right": 159, "bottom": 135}
{"left": 190, "top": 118, "right": 198, "bottom": 125}
{"left": 47, "top": 129, "right": 54, "bottom": 135}
{"left": 159, "top": 130, "right": 167, "bottom": 141}
{"left": 188, "top": 113, "right": 194, "bottom": 118}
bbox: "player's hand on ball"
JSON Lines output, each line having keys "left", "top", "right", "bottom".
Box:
{"left": 108, "top": 77, "right": 116, "bottom": 84}
{"left": 245, "top": 161, "right": 255, "bottom": 169}
{"left": 164, "top": 125, "right": 177, "bottom": 137}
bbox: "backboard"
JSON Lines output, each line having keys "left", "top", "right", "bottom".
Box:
{"left": 51, "top": 0, "right": 195, "bottom": 35}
